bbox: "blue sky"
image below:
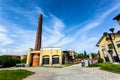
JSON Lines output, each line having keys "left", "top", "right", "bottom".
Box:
{"left": 0, "top": 0, "right": 120, "bottom": 55}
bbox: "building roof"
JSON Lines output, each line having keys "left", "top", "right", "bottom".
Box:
{"left": 96, "top": 31, "right": 120, "bottom": 47}
{"left": 113, "top": 13, "right": 120, "bottom": 20}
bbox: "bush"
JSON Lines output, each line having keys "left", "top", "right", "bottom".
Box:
{"left": 98, "top": 58, "right": 104, "bottom": 63}
{"left": 0, "top": 56, "right": 20, "bottom": 67}
{"left": 88, "top": 63, "right": 101, "bottom": 67}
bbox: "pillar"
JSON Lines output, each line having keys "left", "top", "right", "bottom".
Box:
{"left": 59, "top": 49, "right": 62, "bottom": 65}
{"left": 39, "top": 51, "right": 42, "bottom": 66}
{"left": 50, "top": 48, "right": 52, "bottom": 66}
{"left": 26, "top": 51, "right": 30, "bottom": 66}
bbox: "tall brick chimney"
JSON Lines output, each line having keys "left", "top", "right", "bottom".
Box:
{"left": 34, "top": 14, "right": 43, "bottom": 50}
{"left": 113, "top": 13, "right": 120, "bottom": 26}
{"left": 32, "top": 14, "right": 43, "bottom": 66}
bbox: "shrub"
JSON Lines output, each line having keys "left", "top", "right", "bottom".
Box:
{"left": 88, "top": 63, "right": 101, "bottom": 67}
{"left": 98, "top": 58, "right": 104, "bottom": 63}
{"left": 0, "top": 56, "right": 20, "bottom": 67}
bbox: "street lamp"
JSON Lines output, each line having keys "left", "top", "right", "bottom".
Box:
{"left": 103, "top": 28, "right": 120, "bottom": 63}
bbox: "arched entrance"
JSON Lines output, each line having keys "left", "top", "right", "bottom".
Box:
{"left": 32, "top": 54, "right": 40, "bottom": 66}
{"left": 113, "top": 53, "right": 119, "bottom": 62}
{"left": 104, "top": 54, "right": 110, "bottom": 62}
{"left": 43, "top": 55, "right": 49, "bottom": 65}
{"left": 52, "top": 55, "right": 59, "bottom": 64}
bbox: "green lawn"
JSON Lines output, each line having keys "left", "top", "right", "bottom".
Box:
{"left": 63, "top": 62, "right": 74, "bottom": 67}
{"left": 42, "top": 63, "right": 74, "bottom": 68}
{"left": 0, "top": 69, "right": 35, "bottom": 80}
{"left": 88, "top": 63, "right": 120, "bottom": 73}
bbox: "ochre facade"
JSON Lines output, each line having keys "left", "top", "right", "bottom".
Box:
{"left": 26, "top": 48, "right": 62, "bottom": 66}
{"left": 96, "top": 32, "right": 120, "bottom": 62}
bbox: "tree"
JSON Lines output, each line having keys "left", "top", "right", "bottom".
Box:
{"left": 91, "top": 53, "right": 98, "bottom": 58}
{"left": 0, "top": 56, "right": 20, "bottom": 67}
{"left": 75, "top": 53, "right": 89, "bottom": 59}
{"left": 84, "top": 51, "right": 87, "bottom": 55}
{"left": 21, "top": 57, "right": 27, "bottom": 63}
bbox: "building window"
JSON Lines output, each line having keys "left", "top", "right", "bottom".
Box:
{"left": 43, "top": 56, "right": 49, "bottom": 64}
{"left": 52, "top": 55, "right": 59, "bottom": 64}
{"left": 101, "top": 46, "right": 106, "bottom": 51}
{"left": 108, "top": 44, "right": 113, "bottom": 49}
{"left": 116, "top": 41, "right": 120, "bottom": 48}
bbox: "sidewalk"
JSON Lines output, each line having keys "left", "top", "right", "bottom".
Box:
{"left": 23, "top": 68, "right": 54, "bottom": 80}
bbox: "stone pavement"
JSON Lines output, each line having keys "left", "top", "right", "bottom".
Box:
{"left": 22, "top": 64, "right": 106, "bottom": 80}
{"left": 23, "top": 70, "right": 54, "bottom": 80}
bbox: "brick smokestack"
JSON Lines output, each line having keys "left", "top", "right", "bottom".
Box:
{"left": 34, "top": 14, "right": 43, "bottom": 50}
{"left": 113, "top": 13, "right": 120, "bottom": 26}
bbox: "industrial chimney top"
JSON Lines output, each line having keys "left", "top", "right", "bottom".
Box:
{"left": 113, "top": 13, "right": 120, "bottom": 20}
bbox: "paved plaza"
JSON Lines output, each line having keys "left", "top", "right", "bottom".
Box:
{"left": 23, "top": 64, "right": 106, "bottom": 80}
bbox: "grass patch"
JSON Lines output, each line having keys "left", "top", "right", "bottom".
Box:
{"left": 42, "top": 63, "right": 74, "bottom": 68}
{"left": 63, "top": 63, "right": 74, "bottom": 67}
{"left": 88, "top": 63, "right": 102, "bottom": 67}
{"left": 0, "top": 69, "right": 35, "bottom": 80}
{"left": 88, "top": 63, "right": 120, "bottom": 73}
{"left": 42, "top": 66, "right": 63, "bottom": 68}
{"left": 100, "top": 63, "right": 120, "bottom": 73}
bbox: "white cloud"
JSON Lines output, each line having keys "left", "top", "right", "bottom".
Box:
{"left": 42, "top": 14, "right": 65, "bottom": 47}
{"left": 0, "top": 25, "right": 13, "bottom": 46}
{"left": 99, "top": 3, "right": 120, "bottom": 20}
{"left": 0, "top": 33, "right": 13, "bottom": 46}
{"left": 0, "top": 23, "right": 36, "bottom": 55}
{"left": 0, "top": 25, "right": 7, "bottom": 32}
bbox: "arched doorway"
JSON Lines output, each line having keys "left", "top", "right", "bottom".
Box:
{"left": 52, "top": 55, "right": 59, "bottom": 64}
{"left": 32, "top": 54, "right": 40, "bottom": 66}
{"left": 104, "top": 54, "right": 110, "bottom": 62}
{"left": 113, "top": 53, "right": 119, "bottom": 62}
{"left": 43, "top": 55, "right": 49, "bottom": 65}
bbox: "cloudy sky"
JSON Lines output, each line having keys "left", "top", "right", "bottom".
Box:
{"left": 0, "top": 0, "right": 120, "bottom": 55}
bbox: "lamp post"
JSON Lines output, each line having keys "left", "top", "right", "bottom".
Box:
{"left": 103, "top": 28, "right": 120, "bottom": 63}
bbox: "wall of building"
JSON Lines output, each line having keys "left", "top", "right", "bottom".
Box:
{"left": 26, "top": 48, "right": 62, "bottom": 66}
{"left": 98, "top": 34, "right": 120, "bottom": 62}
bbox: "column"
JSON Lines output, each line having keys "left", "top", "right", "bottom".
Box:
{"left": 50, "top": 48, "right": 52, "bottom": 66}
{"left": 59, "top": 49, "right": 62, "bottom": 65}
{"left": 26, "top": 51, "right": 30, "bottom": 66}
{"left": 39, "top": 51, "right": 42, "bottom": 66}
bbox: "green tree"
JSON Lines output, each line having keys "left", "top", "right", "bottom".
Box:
{"left": 0, "top": 56, "right": 20, "bottom": 67}
{"left": 75, "top": 53, "right": 89, "bottom": 59}
{"left": 21, "top": 57, "right": 27, "bottom": 63}
{"left": 84, "top": 51, "right": 87, "bottom": 55}
{"left": 91, "top": 53, "right": 98, "bottom": 58}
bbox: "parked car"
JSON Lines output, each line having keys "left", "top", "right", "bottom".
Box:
{"left": 16, "top": 63, "right": 25, "bottom": 67}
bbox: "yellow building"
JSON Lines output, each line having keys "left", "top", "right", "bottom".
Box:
{"left": 26, "top": 47, "right": 62, "bottom": 66}
{"left": 96, "top": 31, "right": 120, "bottom": 63}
